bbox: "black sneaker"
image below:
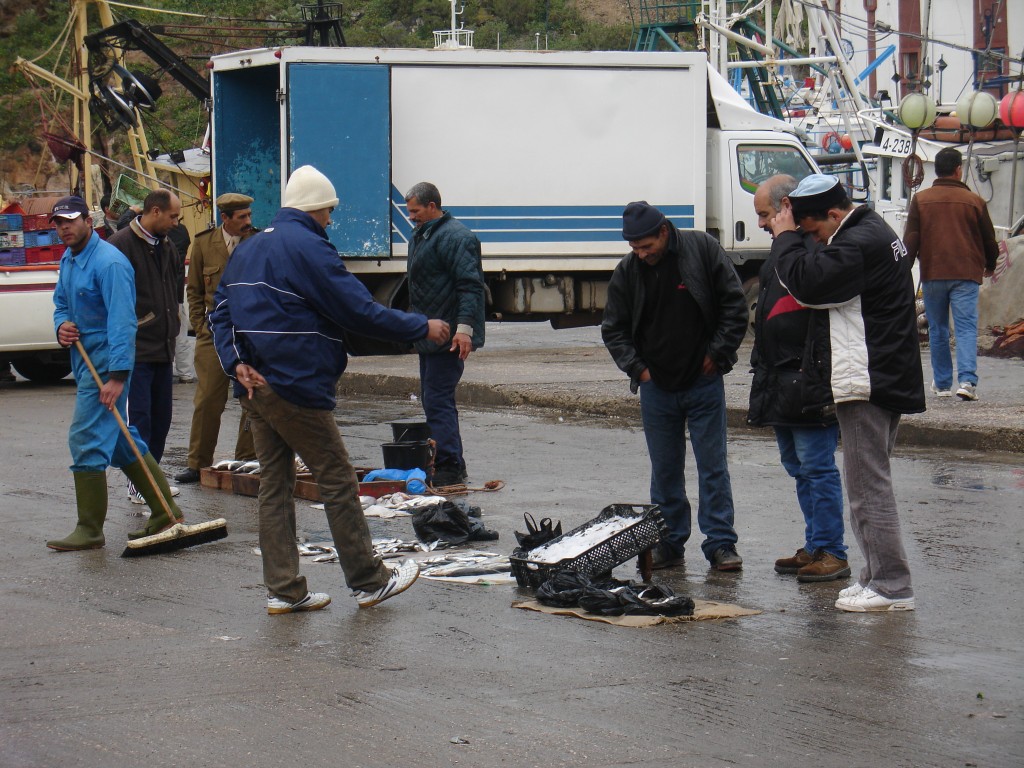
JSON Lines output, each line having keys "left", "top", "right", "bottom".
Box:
{"left": 710, "top": 546, "right": 743, "bottom": 571}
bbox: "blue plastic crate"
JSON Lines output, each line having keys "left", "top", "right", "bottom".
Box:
{"left": 0, "top": 213, "right": 23, "bottom": 230}
{"left": 0, "top": 247, "right": 27, "bottom": 266}
{"left": 24, "top": 229, "right": 58, "bottom": 247}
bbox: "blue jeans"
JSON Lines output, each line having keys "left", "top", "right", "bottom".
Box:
{"left": 774, "top": 424, "right": 846, "bottom": 558}
{"left": 922, "top": 279, "right": 979, "bottom": 389}
{"left": 419, "top": 351, "right": 466, "bottom": 470}
{"left": 639, "top": 374, "right": 738, "bottom": 561}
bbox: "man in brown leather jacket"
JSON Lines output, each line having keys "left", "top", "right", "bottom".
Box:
{"left": 175, "top": 193, "right": 258, "bottom": 484}
{"left": 903, "top": 147, "right": 998, "bottom": 402}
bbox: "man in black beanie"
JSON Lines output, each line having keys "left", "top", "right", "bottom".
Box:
{"left": 602, "top": 201, "right": 747, "bottom": 571}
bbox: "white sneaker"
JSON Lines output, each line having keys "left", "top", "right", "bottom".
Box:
{"left": 127, "top": 482, "right": 179, "bottom": 502}
{"left": 838, "top": 582, "right": 866, "bottom": 598}
{"left": 956, "top": 382, "right": 978, "bottom": 401}
{"left": 929, "top": 382, "right": 952, "bottom": 397}
{"left": 835, "top": 586, "right": 915, "bottom": 612}
{"left": 267, "top": 591, "right": 331, "bottom": 615}
{"left": 127, "top": 481, "right": 146, "bottom": 504}
{"left": 353, "top": 560, "right": 420, "bottom": 608}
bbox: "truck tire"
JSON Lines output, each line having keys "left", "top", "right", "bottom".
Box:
{"left": 742, "top": 276, "right": 760, "bottom": 340}
{"left": 12, "top": 355, "right": 72, "bottom": 383}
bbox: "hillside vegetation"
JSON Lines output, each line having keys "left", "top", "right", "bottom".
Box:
{"left": 0, "top": 0, "right": 632, "bottom": 194}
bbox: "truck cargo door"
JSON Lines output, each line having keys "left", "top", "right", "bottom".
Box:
{"left": 287, "top": 63, "right": 391, "bottom": 258}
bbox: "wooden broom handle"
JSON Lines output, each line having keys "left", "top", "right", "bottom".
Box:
{"left": 73, "top": 340, "right": 178, "bottom": 523}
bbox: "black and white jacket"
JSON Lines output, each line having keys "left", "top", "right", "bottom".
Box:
{"left": 773, "top": 205, "right": 925, "bottom": 415}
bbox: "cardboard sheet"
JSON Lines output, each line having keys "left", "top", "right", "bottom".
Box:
{"left": 512, "top": 598, "right": 761, "bottom": 626}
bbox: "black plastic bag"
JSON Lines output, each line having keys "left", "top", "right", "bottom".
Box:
{"left": 412, "top": 500, "right": 498, "bottom": 547}
{"left": 579, "top": 583, "right": 694, "bottom": 617}
{"left": 513, "top": 513, "right": 562, "bottom": 552}
{"left": 535, "top": 570, "right": 593, "bottom": 607}
{"left": 535, "top": 569, "right": 694, "bottom": 617}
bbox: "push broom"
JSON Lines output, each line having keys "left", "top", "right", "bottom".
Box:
{"left": 74, "top": 341, "right": 228, "bottom": 557}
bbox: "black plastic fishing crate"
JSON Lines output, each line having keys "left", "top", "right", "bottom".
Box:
{"left": 510, "top": 503, "right": 666, "bottom": 589}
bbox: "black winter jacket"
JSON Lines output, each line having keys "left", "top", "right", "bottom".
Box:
{"left": 774, "top": 205, "right": 925, "bottom": 415}
{"left": 107, "top": 219, "right": 182, "bottom": 364}
{"left": 747, "top": 242, "right": 836, "bottom": 428}
{"left": 602, "top": 225, "right": 747, "bottom": 393}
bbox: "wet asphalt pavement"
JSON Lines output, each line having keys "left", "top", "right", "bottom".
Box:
{"left": 1, "top": 329, "right": 1022, "bottom": 767}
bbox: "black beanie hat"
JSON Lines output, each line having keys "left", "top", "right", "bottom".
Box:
{"left": 621, "top": 201, "right": 667, "bottom": 240}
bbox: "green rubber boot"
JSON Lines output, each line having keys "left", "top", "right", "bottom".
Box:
{"left": 47, "top": 471, "right": 108, "bottom": 551}
{"left": 123, "top": 453, "right": 184, "bottom": 539}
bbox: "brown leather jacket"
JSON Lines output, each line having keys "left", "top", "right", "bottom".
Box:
{"left": 903, "top": 177, "right": 999, "bottom": 283}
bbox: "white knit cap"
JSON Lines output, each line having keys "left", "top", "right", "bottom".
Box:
{"left": 283, "top": 165, "right": 339, "bottom": 212}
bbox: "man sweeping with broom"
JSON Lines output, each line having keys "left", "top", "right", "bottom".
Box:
{"left": 47, "top": 196, "right": 186, "bottom": 551}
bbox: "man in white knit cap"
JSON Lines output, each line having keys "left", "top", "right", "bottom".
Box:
{"left": 210, "top": 165, "right": 450, "bottom": 614}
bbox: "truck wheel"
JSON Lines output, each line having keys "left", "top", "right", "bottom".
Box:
{"left": 12, "top": 356, "right": 72, "bottom": 383}
{"left": 742, "top": 277, "right": 760, "bottom": 340}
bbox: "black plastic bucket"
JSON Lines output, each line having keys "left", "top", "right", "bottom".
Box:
{"left": 381, "top": 441, "right": 433, "bottom": 471}
{"left": 390, "top": 420, "right": 431, "bottom": 443}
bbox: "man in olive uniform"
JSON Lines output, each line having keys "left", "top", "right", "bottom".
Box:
{"left": 175, "top": 193, "right": 258, "bottom": 484}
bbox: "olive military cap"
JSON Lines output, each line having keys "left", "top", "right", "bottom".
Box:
{"left": 215, "top": 193, "right": 254, "bottom": 214}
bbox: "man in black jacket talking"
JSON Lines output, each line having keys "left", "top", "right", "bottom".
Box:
{"left": 602, "top": 202, "right": 747, "bottom": 572}
{"left": 748, "top": 175, "right": 847, "bottom": 584}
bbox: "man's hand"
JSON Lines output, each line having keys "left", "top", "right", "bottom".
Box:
{"left": 235, "top": 363, "right": 266, "bottom": 399}
{"left": 701, "top": 355, "right": 719, "bottom": 376}
{"left": 769, "top": 198, "right": 799, "bottom": 238}
{"left": 98, "top": 379, "right": 124, "bottom": 410}
{"left": 426, "top": 319, "right": 450, "bottom": 345}
{"left": 450, "top": 332, "right": 472, "bottom": 360}
{"left": 57, "top": 322, "right": 79, "bottom": 348}
{"left": 638, "top": 368, "right": 652, "bottom": 383}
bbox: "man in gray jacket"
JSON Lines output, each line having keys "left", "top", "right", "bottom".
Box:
{"left": 404, "top": 182, "right": 486, "bottom": 487}
{"left": 602, "top": 201, "right": 747, "bottom": 572}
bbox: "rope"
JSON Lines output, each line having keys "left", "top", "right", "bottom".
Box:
{"left": 427, "top": 480, "right": 506, "bottom": 496}
{"left": 901, "top": 154, "right": 924, "bottom": 189}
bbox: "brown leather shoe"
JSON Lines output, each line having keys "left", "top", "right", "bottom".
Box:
{"left": 774, "top": 548, "right": 813, "bottom": 574}
{"left": 797, "top": 551, "right": 851, "bottom": 582}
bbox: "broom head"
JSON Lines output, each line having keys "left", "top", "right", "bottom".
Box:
{"left": 121, "top": 518, "right": 228, "bottom": 558}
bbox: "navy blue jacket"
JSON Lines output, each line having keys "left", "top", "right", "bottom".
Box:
{"left": 210, "top": 208, "right": 428, "bottom": 409}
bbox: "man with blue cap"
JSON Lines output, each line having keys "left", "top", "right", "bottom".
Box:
{"left": 767, "top": 174, "right": 925, "bottom": 612}
{"left": 603, "top": 201, "right": 747, "bottom": 573}
{"left": 47, "top": 196, "right": 186, "bottom": 550}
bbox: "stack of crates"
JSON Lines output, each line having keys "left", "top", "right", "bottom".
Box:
{"left": 22, "top": 214, "right": 63, "bottom": 265}
{"left": 0, "top": 213, "right": 25, "bottom": 266}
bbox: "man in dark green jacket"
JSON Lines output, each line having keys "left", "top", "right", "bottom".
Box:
{"left": 404, "top": 182, "right": 486, "bottom": 487}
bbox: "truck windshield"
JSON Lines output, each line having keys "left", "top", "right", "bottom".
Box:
{"left": 735, "top": 144, "right": 815, "bottom": 194}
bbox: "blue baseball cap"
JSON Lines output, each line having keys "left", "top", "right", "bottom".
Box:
{"left": 50, "top": 195, "right": 90, "bottom": 221}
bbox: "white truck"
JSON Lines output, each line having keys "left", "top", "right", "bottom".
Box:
{"left": 0, "top": 263, "right": 69, "bottom": 383}
{"left": 209, "top": 47, "right": 819, "bottom": 341}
